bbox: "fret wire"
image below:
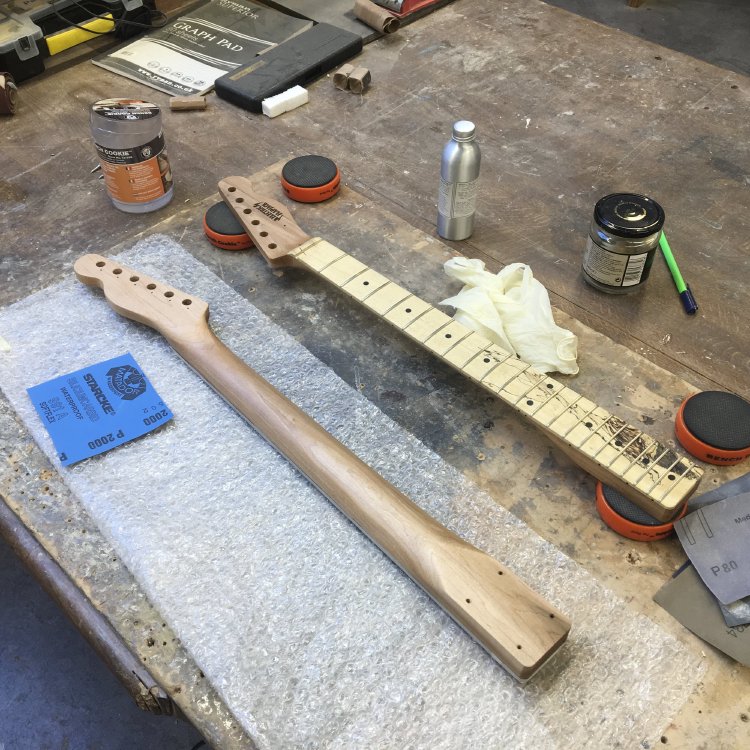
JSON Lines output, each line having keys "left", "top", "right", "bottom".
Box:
{"left": 301, "top": 247, "right": 346, "bottom": 273}
{"left": 329, "top": 265, "right": 369, "bottom": 289}
{"left": 396, "top": 304, "right": 433, "bottom": 329}
{"left": 359, "top": 277, "right": 391, "bottom": 301}
{"left": 626, "top": 446, "right": 671, "bottom": 485}
{"left": 584, "top": 418, "right": 628, "bottom": 458}
{"left": 440, "top": 329, "right": 474, "bottom": 358}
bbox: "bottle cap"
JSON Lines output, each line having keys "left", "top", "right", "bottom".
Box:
{"left": 452, "top": 120, "right": 475, "bottom": 141}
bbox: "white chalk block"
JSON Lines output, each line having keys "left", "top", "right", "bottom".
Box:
{"left": 261, "top": 85, "right": 309, "bottom": 118}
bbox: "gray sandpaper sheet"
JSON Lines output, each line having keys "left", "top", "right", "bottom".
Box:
{"left": 654, "top": 564, "right": 750, "bottom": 667}
{"left": 675, "top": 493, "right": 750, "bottom": 604}
{"left": 687, "top": 471, "right": 750, "bottom": 511}
{"left": 0, "top": 237, "right": 704, "bottom": 749}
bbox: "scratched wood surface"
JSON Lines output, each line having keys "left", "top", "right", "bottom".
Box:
{"left": 1, "top": 0, "right": 749, "bottom": 747}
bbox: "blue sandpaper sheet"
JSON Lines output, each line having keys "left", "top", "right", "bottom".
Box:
{"left": 27, "top": 353, "right": 172, "bottom": 465}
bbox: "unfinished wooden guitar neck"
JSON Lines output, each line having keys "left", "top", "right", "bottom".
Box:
{"left": 74, "top": 253, "right": 571, "bottom": 682}
{"left": 218, "top": 176, "right": 704, "bottom": 522}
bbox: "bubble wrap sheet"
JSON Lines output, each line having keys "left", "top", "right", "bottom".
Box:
{"left": 0, "top": 238, "right": 703, "bottom": 749}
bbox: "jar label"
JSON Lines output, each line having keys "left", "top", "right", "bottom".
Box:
{"left": 94, "top": 133, "right": 173, "bottom": 205}
{"left": 583, "top": 237, "right": 649, "bottom": 288}
{"left": 438, "top": 178, "right": 478, "bottom": 218}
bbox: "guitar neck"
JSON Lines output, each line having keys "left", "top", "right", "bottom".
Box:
{"left": 288, "top": 238, "right": 702, "bottom": 522}
{"left": 74, "top": 252, "right": 571, "bottom": 682}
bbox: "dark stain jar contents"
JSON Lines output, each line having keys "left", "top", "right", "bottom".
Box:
{"left": 582, "top": 193, "right": 665, "bottom": 294}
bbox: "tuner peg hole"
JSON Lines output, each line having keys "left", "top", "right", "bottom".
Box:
{"left": 147, "top": 283, "right": 156, "bottom": 290}
{"left": 268, "top": 243, "right": 277, "bottom": 250}
{"left": 164, "top": 291, "right": 174, "bottom": 298}
{"left": 130, "top": 276, "right": 139, "bottom": 282}
{"left": 260, "top": 231, "right": 268, "bottom": 237}
{"left": 235, "top": 197, "right": 244, "bottom": 204}
{"left": 113, "top": 268, "right": 122, "bottom": 275}
{"left": 227, "top": 186, "right": 236, "bottom": 192}
{"left": 251, "top": 219, "right": 260, "bottom": 225}
{"left": 96, "top": 261, "right": 105, "bottom": 267}
{"left": 244, "top": 209, "right": 252, "bottom": 215}
{"left": 182, "top": 299, "right": 192, "bottom": 306}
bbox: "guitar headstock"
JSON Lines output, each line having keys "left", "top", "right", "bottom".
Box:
{"left": 74, "top": 254, "right": 209, "bottom": 342}
{"left": 218, "top": 176, "right": 311, "bottom": 267}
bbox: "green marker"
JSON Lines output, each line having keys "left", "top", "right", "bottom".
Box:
{"left": 659, "top": 232, "right": 698, "bottom": 315}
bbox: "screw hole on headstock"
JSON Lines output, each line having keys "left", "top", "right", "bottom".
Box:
{"left": 113, "top": 268, "right": 123, "bottom": 275}
{"left": 147, "top": 283, "right": 156, "bottom": 290}
{"left": 130, "top": 276, "right": 139, "bottom": 282}
{"left": 164, "top": 291, "right": 174, "bottom": 298}
{"left": 228, "top": 186, "right": 236, "bottom": 192}
{"left": 182, "top": 299, "right": 192, "bottom": 306}
{"left": 96, "top": 261, "right": 106, "bottom": 268}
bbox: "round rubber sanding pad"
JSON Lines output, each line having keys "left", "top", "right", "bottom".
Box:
{"left": 203, "top": 202, "right": 253, "bottom": 251}
{"left": 595, "top": 482, "right": 686, "bottom": 541}
{"left": 281, "top": 155, "right": 340, "bottom": 203}
{"left": 675, "top": 391, "right": 750, "bottom": 465}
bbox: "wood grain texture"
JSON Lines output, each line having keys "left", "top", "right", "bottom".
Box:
{"left": 220, "top": 181, "right": 703, "bottom": 521}
{"left": 73, "top": 252, "right": 571, "bottom": 681}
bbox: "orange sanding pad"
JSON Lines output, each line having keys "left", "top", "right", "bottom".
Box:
{"left": 203, "top": 202, "right": 253, "bottom": 250}
{"left": 595, "top": 482, "right": 687, "bottom": 541}
{"left": 281, "top": 155, "right": 340, "bottom": 203}
{"left": 675, "top": 391, "right": 750, "bottom": 466}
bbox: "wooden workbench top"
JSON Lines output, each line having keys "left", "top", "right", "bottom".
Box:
{"left": 1, "top": 1, "right": 749, "bottom": 747}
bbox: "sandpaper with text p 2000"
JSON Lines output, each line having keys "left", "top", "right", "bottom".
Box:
{"left": 214, "top": 23, "right": 363, "bottom": 113}
{"left": 674, "top": 492, "right": 750, "bottom": 605}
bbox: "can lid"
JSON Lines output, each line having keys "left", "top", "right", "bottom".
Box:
{"left": 594, "top": 193, "right": 665, "bottom": 238}
{"left": 91, "top": 99, "right": 161, "bottom": 121}
{"left": 452, "top": 120, "right": 476, "bottom": 142}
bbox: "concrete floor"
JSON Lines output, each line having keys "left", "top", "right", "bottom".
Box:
{"left": 2, "top": 1, "right": 750, "bottom": 749}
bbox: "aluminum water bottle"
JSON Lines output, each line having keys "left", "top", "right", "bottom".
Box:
{"left": 437, "top": 120, "right": 481, "bottom": 240}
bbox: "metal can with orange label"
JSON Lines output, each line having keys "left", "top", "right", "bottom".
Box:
{"left": 90, "top": 98, "right": 174, "bottom": 213}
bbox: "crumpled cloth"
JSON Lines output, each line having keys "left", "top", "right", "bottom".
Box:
{"left": 439, "top": 257, "right": 579, "bottom": 375}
